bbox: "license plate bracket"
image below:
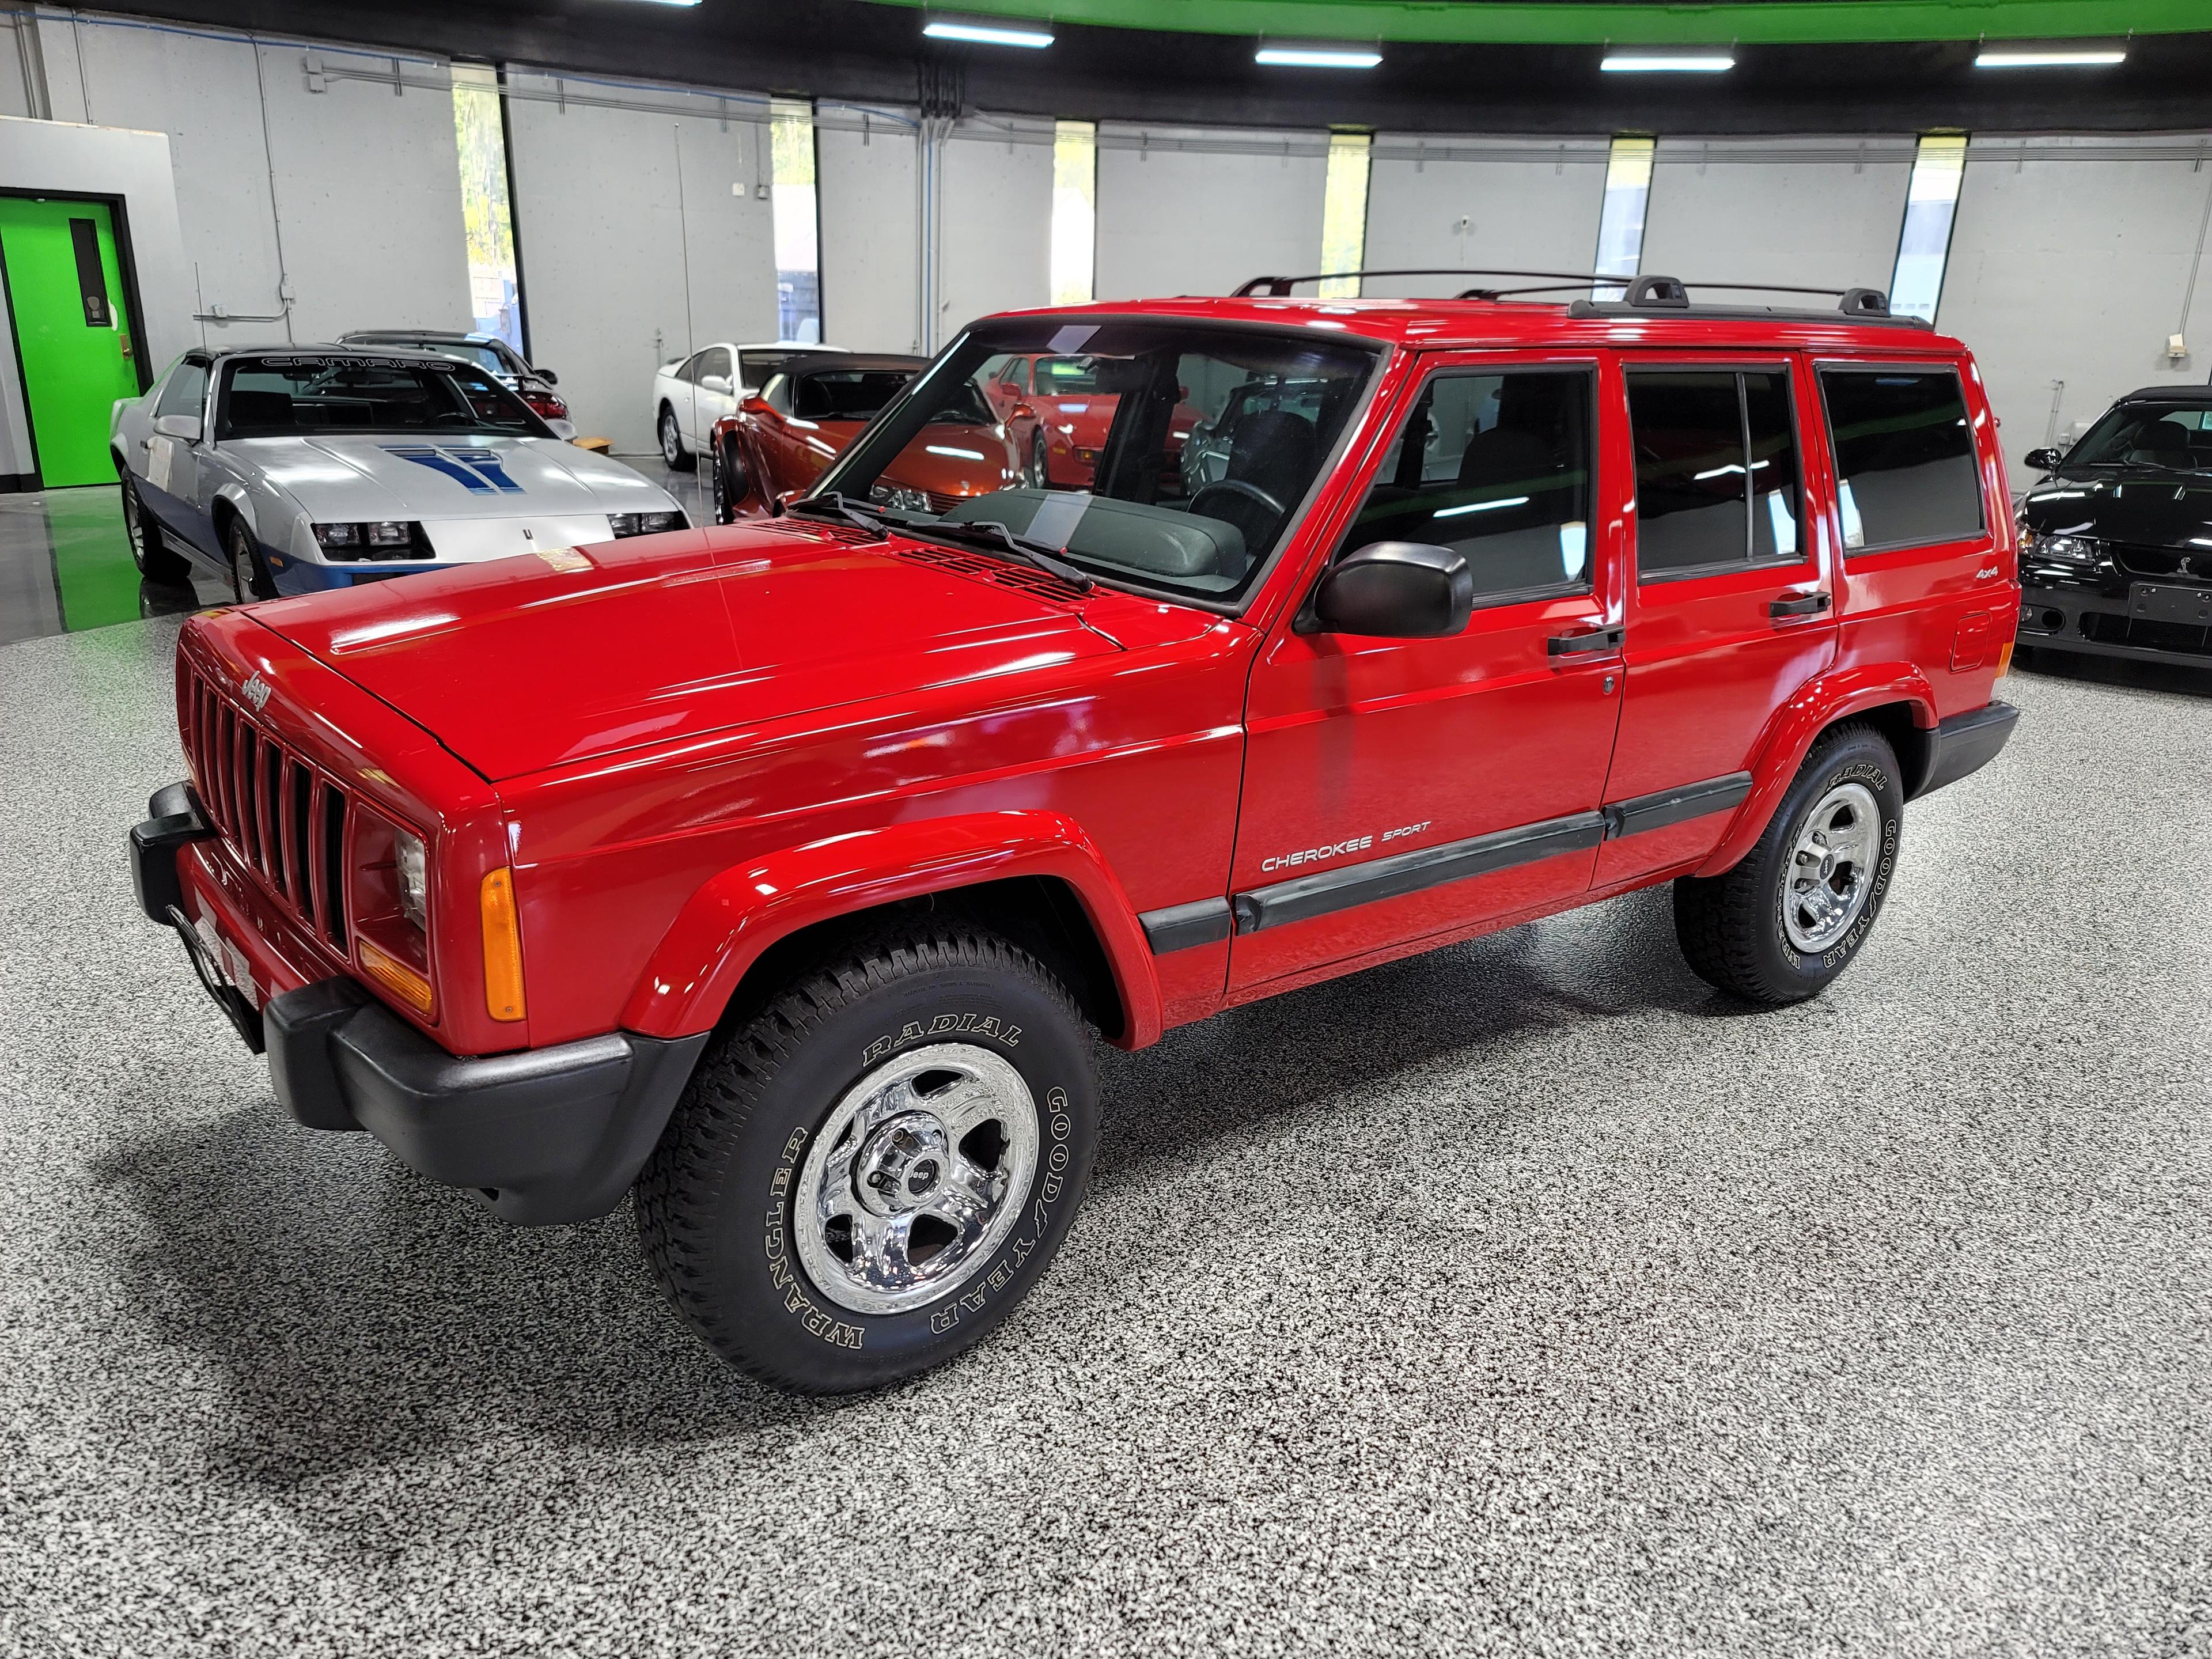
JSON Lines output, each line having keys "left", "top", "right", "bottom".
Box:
{"left": 167, "top": 904, "right": 267, "bottom": 1054}
{"left": 2128, "top": 582, "right": 2212, "bottom": 627}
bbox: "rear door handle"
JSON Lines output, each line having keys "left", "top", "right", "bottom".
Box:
{"left": 1770, "top": 591, "right": 1832, "bottom": 619}
{"left": 1548, "top": 624, "right": 1624, "bottom": 656}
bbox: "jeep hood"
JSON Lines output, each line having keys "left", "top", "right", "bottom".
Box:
{"left": 246, "top": 522, "right": 1123, "bottom": 781}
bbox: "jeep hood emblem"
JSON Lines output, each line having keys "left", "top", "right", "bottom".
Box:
{"left": 241, "top": 672, "right": 272, "bottom": 711}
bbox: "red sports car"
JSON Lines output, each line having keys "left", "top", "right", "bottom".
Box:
{"left": 980, "top": 352, "right": 1199, "bottom": 489}
{"left": 711, "top": 354, "right": 1040, "bottom": 522}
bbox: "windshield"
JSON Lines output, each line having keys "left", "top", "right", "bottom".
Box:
{"left": 2064, "top": 403, "right": 2212, "bottom": 471}
{"left": 352, "top": 338, "right": 510, "bottom": 377}
{"left": 813, "top": 318, "right": 1381, "bottom": 603}
{"left": 218, "top": 354, "right": 549, "bottom": 439}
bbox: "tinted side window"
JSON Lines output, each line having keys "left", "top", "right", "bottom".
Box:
{"left": 1337, "top": 368, "right": 1594, "bottom": 602}
{"left": 1628, "top": 368, "right": 1806, "bottom": 576}
{"left": 156, "top": 358, "right": 210, "bottom": 419}
{"left": 1820, "top": 368, "right": 1983, "bottom": 552}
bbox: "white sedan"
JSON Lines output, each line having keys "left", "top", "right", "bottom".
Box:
{"left": 650, "top": 340, "right": 847, "bottom": 469}
{"left": 113, "top": 346, "right": 689, "bottom": 602}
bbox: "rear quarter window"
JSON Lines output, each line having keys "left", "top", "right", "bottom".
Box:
{"left": 1819, "top": 367, "right": 1984, "bottom": 553}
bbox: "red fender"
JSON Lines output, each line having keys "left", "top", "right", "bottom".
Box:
{"left": 620, "top": 810, "right": 1164, "bottom": 1048}
{"left": 1695, "top": 662, "right": 1936, "bottom": 877}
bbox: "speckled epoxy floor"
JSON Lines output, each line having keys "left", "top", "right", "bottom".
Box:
{"left": 3, "top": 620, "right": 2210, "bottom": 1657}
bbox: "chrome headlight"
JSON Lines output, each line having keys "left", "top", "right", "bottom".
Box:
{"left": 394, "top": 829, "right": 429, "bottom": 933}
{"left": 2021, "top": 528, "right": 2099, "bottom": 565}
{"left": 608, "top": 510, "right": 685, "bottom": 538}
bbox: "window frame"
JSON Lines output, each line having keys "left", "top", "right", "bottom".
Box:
{"left": 1328, "top": 359, "right": 1604, "bottom": 615}
{"left": 1813, "top": 359, "right": 1987, "bottom": 559}
{"left": 1623, "top": 357, "right": 1812, "bottom": 586}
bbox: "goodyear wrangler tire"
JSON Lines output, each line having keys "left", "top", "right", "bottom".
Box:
{"left": 1672, "top": 723, "right": 1903, "bottom": 1006}
{"left": 634, "top": 923, "right": 1099, "bottom": 1393}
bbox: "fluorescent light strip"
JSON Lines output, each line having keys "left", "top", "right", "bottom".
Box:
{"left": 1600, "top": 54, "right": 1735, "bottom": 73}
{"left": 1256, "top": 46, "right": 1383, "bottom": 69}
{"left": 924, "top": 18, "right": 1055, "bottom": 48}
{"left": 1975, "top": 48, "right": 2126, "bottom": 67}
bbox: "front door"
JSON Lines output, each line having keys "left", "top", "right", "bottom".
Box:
{"left": 1593, "top": 357, "right": 1838, "bottom": 888}
{"left": 0, "top": 196, "right": 146, "bottom": 487}
{"left": 1231, "top": 356, "right": 1626, "bottom": 993}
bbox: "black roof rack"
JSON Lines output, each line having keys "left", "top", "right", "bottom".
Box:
{"left": 1232, "top": 268, "right": 1929, "bottom": 328}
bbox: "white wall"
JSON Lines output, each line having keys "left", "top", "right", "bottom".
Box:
{"left": 1938, "top": 134, "right": 2212, "bottom": 468}
{"left": 934, "top": 116, "right": 1052, "bottom": 344}
{"left": 35, "top": 14, "right": 471, "bottom": 351}
{"left": 1094, "top": 123, "right": 1328, "bottom": 302}
{"left": 1362, "top": 136, "right": 1610, "bottom": 298}
{"left": 1639, "top": 136, "right": 1914, "bottom": 295}
{"left": 818, "top": 104, "right": 920, "bottom": 353}
{"left": 0, "top": 116, "right": 195, "bottom": 479}
{"left": 504, "top": 70, "right": 779, "bottom": 453}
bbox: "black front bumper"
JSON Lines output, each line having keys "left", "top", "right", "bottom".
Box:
{"left": 266, "top": 979, "right": 708, "bottom": 1226}
{"left": 2018, "top": 579, "right": 2212, "bottom": 666}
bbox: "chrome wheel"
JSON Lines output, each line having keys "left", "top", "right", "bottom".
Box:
{"left": 122, "top": 482, "right": 146, "bottom": 571}
{"left": 1783, "top": 781, "right": 1881, "bottom": 953}
{"left": 660, "top": 408, "right": 683, "bottom": 468}
{"left": 793, "top": 1043, "right": 1039, "bottom": 1317}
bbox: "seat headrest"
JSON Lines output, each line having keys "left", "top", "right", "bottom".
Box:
{"left": 2133, "top": 418, "right": 2190, "bottom": 453}
{"left": 228, "top": 389, "right": 294, "bottom": 428}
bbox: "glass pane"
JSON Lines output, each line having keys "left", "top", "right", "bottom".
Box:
{"left": 1820, "top": 369, "right": 1983, "bottom": 551}
{"left": 1744, "top": 370, "right": 1803, "bottom": 562}
{"left": 1628, "top": 370, "right": 1748, "bottom": 576}
{"left": 772, "top": 99, "right": 821, "bottom": 343}
{"left": 1318, "top": 133, "right": 1372, "bottom": 299}
{"left": 1593, "top": 137, "right": 1654, "bottom": 301}
{"left": 1889, "top": 134, "right": 1966, "bottom": 325}
{"left": 450, "top": 65, "right": 523, "bottom": 353}
{"left": 1339, "top": 370, "right": 1595, "bottom": 600}
{"left": 221, "top": 354, "right": 540, "bottom": 437}
{"left": 1051, "top": 120, "right": 1097, "bottom": 306}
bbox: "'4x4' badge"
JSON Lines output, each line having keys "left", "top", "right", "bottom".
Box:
{"left": 382, "top": 445, "right": 525, "bottom": 494}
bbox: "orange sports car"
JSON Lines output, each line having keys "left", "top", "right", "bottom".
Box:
{"left": 710, "top": 353, "right": 1041, "bottom": 522}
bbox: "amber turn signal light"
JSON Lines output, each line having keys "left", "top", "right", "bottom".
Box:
{"left": 480, "top": 866, "right": 527, "bottom": 1022}
{"left": 358, "top": 935, "right": 436, "bottom": 1020}
{"left": 1995, "top": 640, "right": 2016, "bottom": 678}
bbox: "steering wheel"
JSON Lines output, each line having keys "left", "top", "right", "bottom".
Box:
{"left": 1188, "top": 479, "right": 1286, "bottom": 521}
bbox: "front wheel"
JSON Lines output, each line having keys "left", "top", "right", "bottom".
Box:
{"left": 122, "top": 475, "right": 191, "bottom": 583}
{"left": 1026, "top": 431, "right": 1049, "bottom": 490}
{"left": 659, "top": 405, "right": 694, "bottom": 471}
{"left": 1673, "top": 723, "right": 1903, "bottom": 1005}
{"left": 224, "top": 517, "right": 276, "bottom": 604}
{"left": 635, "top": 922, "right": 1100, "bottom": 1393}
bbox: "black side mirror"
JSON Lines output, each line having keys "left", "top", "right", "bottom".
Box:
{"left": 1308, "top": 541, "right": 1474, "bottom": 638}
{"left": 2022, "top": 446, "right": 2060, "bottom": 472}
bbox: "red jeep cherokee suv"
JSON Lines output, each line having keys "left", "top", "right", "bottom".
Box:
{"left": 130, "top": 277, "right": 2020, "bottom": 1392}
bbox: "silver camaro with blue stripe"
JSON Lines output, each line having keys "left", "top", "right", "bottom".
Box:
{"left": 111, "top": 345, "right": 687, "bottom": 601}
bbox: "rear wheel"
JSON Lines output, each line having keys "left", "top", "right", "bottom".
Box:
{"left": 224, "top": 517, "right": 276, "bottom": 604}
{"left": 121, "top": 475, "right": 190, "bottom": 583}
{"left": 1673, "top": 723, "right": 1903, "bottom": 1005}
{"left": 635, "top": 921, "right": 1099, "bottom": 1393}
{"left": 659, "top": 404, "right": 694, "bottom": 471}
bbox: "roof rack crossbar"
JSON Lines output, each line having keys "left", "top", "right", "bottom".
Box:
{"left": 1235, "top": 267, "right": 1905, "bottom": 323}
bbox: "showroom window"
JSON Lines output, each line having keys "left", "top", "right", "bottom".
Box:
{"left": 1819, "top": 368, "right": 1983, "bottom": 551}
{"left": 1592, "top": 136, "right": 1654, "bottom": 300}
{"left": 1318, "top": 132, "right": 1372, "bottom": 297}
{"left": 1051, "top": 120, "right": 1097, "bottom": 305}
{"left": 772, "top": 98, "right": 822, "bottom": 343}
{"left": 1889, "top": 134, "right": 1967, "bottom": 324}
{"left": 450, "top": 63, "right": 525, "bottom": 353}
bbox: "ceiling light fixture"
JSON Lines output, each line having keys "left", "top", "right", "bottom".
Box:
{"left": 923, "top": 16, "right": 1055, "bottom": 48}
{"left": 1256, "top": 42, "right": 1383, "bottom": 69}
{"left": 1600, "top": 52, "right": 1736, "bottom": 73}
{"left": 1974, "top": 47, "right": 2126, "bottom": 67}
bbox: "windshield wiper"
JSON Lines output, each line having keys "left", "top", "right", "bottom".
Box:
{"left": 908, "top": 518, "right": 1095, "bottom": 592}
{"left": 784, "top": 491, "right": 894, "bottom": 535}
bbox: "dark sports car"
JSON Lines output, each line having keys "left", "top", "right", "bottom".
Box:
{"left": 2016, "top": 387, "right": 2212, "bottom": 665}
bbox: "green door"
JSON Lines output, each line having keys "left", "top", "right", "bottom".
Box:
{"left": 0, "top": 196, "right": 145, "bottom": 488}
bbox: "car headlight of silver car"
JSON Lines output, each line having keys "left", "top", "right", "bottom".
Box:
{"left": 608, "top": 510, "right": 686, "bottom": 537}
{"left": 314, "top": 520, "right": 430, "bottom": 560}
{"left": 2020, "top": 527, "right": 2099, "bottom": 565}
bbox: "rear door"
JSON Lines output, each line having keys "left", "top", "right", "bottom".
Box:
{"left": 1230, "top": 353, "right": 1626, "bottom": 993}
{"left": 1593, "top": 354, "right": 1837, "bottom": 888}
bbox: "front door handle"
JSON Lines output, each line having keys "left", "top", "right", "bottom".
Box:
{"left": 1548, "top": 624, "right": 1624, "bottom": 656}
{"left": 1770, "top": 590, "right": 1832, "bottom": 619}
